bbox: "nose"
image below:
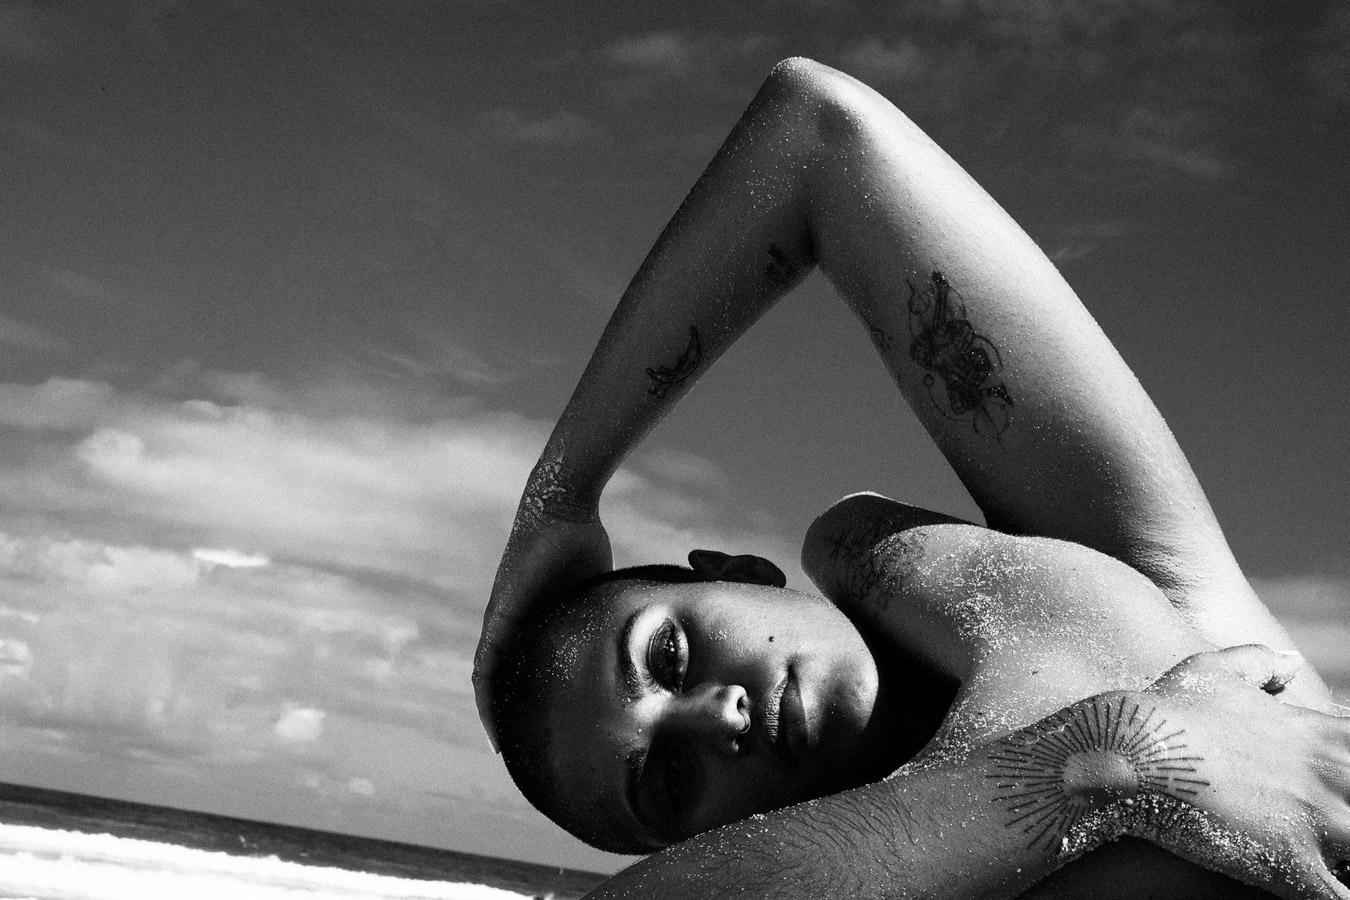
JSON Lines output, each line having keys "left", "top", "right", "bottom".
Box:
{"left": 670, "top": 684, "right": 751, "bottom": 755}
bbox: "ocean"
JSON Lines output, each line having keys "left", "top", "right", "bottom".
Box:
{"left": 0, "top": 784, "right": 607, "bottom": 900}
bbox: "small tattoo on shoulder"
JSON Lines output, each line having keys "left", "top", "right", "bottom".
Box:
{"left": 907, "top": 271, "right": 1014, "bottom": 442}
{"left": 987, "top": 694, "right": 1209, "bottom": 851}
{"left": 646, "top": 326, "right": 703, "bottom": 399}
{"left": 825, "top": 517, "right": 925, "bottom": 611}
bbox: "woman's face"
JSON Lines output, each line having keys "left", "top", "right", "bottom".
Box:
{"left": 541, "top": 579, "right": 902, "bottom": 848}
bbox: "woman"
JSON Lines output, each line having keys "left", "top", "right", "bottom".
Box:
{"left": 475, "top": 59, "right": 1350, "bottom": 898}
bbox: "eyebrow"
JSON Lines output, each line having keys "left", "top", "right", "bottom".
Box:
{"left": 617, "top": 607, "right": 645, "bottom": 701}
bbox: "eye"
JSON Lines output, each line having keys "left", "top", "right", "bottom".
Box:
{"left": 645, "top": 619, "right": 687, "bottom": 691}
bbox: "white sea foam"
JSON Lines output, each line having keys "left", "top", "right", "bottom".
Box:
{"left": 0, "top": 824, "right": 537, "bottom": 900}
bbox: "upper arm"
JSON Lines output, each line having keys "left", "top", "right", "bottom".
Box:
{"left": 802, "top": 491, "right": 968, "bottom": 604}
{"left": 804, "top": 493, "right": 1203, "bottom": 684}
{"left": 803, "top": 493, "right": 993, "bottom": 681}
{"left": 804, "top": 491, "right": 1330, "bottom": 709}
{"left": 784, "top": 66, "right": 1311, "bottom": 660}
{"left": 791, "top": 65, "right": 1237, "bottom": 603}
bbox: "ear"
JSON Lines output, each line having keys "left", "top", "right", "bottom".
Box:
{"left": 687, "top": 550, "right": 787, "bottom": 588}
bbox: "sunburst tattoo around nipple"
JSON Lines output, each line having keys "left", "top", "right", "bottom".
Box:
{"left": 987, "top": 694, "right": 1209, "bottom": 851}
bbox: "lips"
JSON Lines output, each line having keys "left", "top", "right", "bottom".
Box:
{"left": 763, "top": 670, "right": 805, "bottom": 766}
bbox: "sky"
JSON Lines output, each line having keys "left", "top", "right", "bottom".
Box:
{"left": 0, "top": 0, "right": 1347, "bottom": 875}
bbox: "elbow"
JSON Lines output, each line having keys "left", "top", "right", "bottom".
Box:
{"left": 760, "top": 57, "right": 894, "bottom": 153}
{"left": 763, "top": 57, "right": 856, "bottom": 108}
{"left": 767, "top": 56, "right": 835, "bottom": 84}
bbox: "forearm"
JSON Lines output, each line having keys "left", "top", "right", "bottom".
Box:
{"left": 591, "top": 649, "right": 1350, "bottom": 900}
{"left": 524, "top": 62, "right": 819, "bottom": 514}
{"left": 587, "top": 691, "right": 1209, "bottom": 900}
{"left": 586, "top": 761, "right": 1063, "bottom": 900}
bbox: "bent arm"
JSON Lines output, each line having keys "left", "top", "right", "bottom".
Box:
{"left": 587, "top": 739, "right": 1082, "bottom": 900}
{"left": 587, "top": 648, "right": 1350, "bottom": 900}
{"left": 513, "top": 57, "right": 1290, "bottom": 641}
{"left": 479, "top": 56, "right": 1322, "bottom": 735}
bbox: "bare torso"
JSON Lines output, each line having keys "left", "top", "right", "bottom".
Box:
{"left": 804, "top": 493, "right": 1300, "bottom": 899}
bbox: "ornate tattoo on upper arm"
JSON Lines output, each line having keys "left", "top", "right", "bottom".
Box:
{"left": 987, "top": 694, "right": 1208, "bottom": 852}
{"left": 907, "top": 271, "right": 1014, "bottom": 442}
{"left": 646, "top": 326, "right": 703, "bottom": 399}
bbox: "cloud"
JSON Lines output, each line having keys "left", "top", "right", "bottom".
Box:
{"left": 486, "top": 108, "right": 605, "bottom": 146}
{"left": 0, "top": 313, "right": 68, "bottom": 354}
{"left": 0, "top": 377, "right": 541, "bottom": 601}
{"left": 1046, "top": 218, "right": 1128, "bottom": 264}
{"left": 830, "top": 0, "right": 1267, "bottom": 187}
{"left": 0, "top": 367, "right": 798, "bottom": 837}
{"left": 602, "top": 30, "right": 776, "bottom": 96}
{"left": 353, "top": 338, "right": 523, "bottom": 388}
{"left": 48, "top": 269, "right": 154, "bottom": 309}
{"left": 192, "top": 548, "right": 269, "bottom": 568}
{"left": 605, "top": 32, "right": 700, "bottom": 78}
{"left": 273, "top": 706, "right": 325, "bottom": 746}
{"left": 0, "top": 365, "right": 1339, "bottom": 861}
{"left": 0, "top": 371, "right": 791, "bottom": 602}
{"left": 346, "top": 776, "right": 375, "bottom": 797}
{"left": 636, "top": 448, "right": 730, "bottom": 491}
{"left": 0, "top": 378, "right": 111, "bottom": 429}
{"left": 0, "top": 637, "right": 31, "bottom": 678}
{"left": 1113, "top": 107, "right": 1230, "bottom": 180}
{"left": 0, "top": 528, "right": 464, "bottom": 772}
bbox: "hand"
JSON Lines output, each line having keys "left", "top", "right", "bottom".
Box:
{"left": 1131, "top": 645, "right": 1350, "bottom": 899}
{"left": 472, "top": 499, "right": 612, "bottom": 751}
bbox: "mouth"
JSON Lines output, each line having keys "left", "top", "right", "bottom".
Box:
{"left": 763, "top": 669, "right": 805, "bottom": 767}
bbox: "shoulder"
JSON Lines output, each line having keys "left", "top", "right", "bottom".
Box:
{"left": 804, "top": 491, "right": 1171, "bottom": 608}
{"left": 801, "top": 491, "right": 972, "bottom": 603}
{"left": 803, "top": 492, "right": 1190, "bottom": 674}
